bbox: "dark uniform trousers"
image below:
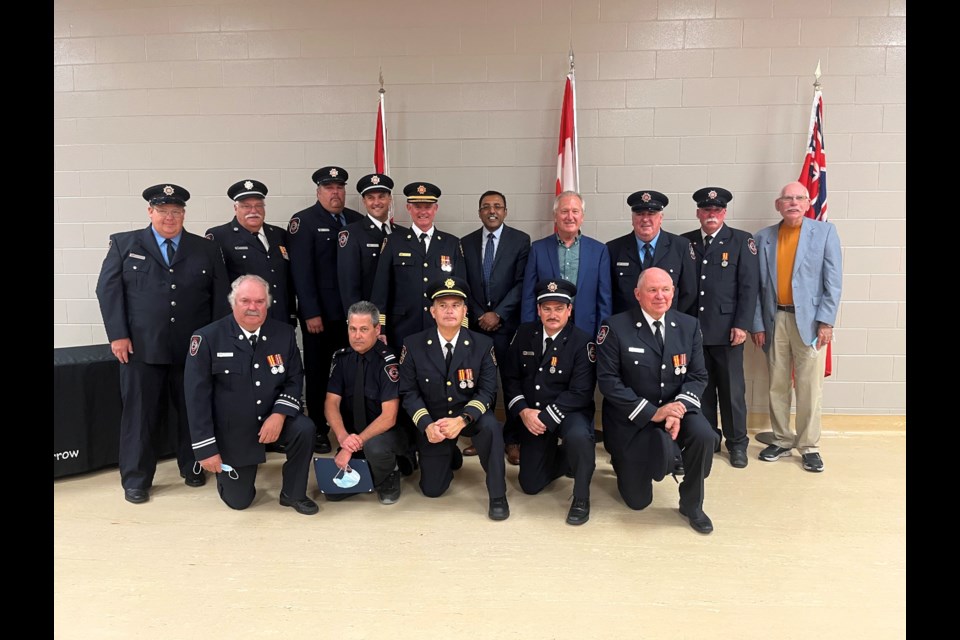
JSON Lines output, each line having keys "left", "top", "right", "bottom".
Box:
{"left": 336, "top": 218, "right": 409, "bottom": 315}
{"left": 370, "top": 228, "right": 467, "bottom": 349}
{"left": 399, "top": 328, "right": 506, "bottom": 499}
{"left": 681, "top": 225, "right": 759, "bottom": 453}
{"left": 327, "top": 345, "right": 409, "bottom": 485}
{"left": 596, "top": 307, "right": 719, "bottom": 513}
{"left": 287, "top": 202, "right": 363, "bottom": 425}
{"left": 95, "top": 226, "right": 230, "bottom": 491}
{"left": 205, "top": 218, "right": 296, "bottom": 325}
{"left": 184, "top": 316, "right": 316, "bottom": 510}
{"left": 502, "top": 322, "right": 597, "bottom": 500}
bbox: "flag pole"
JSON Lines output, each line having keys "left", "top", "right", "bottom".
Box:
{"left": 569, "top": 48, "right": 579, "bottom": 193}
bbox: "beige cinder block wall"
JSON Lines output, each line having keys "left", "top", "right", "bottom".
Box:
{"left": 54, "top": 0, "right": 906, "bottom": 418}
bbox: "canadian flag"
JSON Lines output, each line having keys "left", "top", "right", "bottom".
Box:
{"left": 555, "top": 71, "right": 578, "bottom": 196}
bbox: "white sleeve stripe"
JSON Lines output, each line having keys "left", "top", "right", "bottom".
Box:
{"left": 507, "top": 395, "right": 525, "bottom": 410}
{"left": 192, "top": 437, "right": 216, "bottom": 449}
{"left": 546, "top": 405, "right": 562, "bottom": 424}
{"left": 676, "top": 393, "right": 701, "bottom": 408}
{"left": 628, "top": 399, "right": 648, "bottom": 421}
{"left": 274, "top": 399, "right": 300, "bottom": 410}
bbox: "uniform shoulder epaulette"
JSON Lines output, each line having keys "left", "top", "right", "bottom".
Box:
{"left": 376, "top": 342, "right": 398, "bottom": 363}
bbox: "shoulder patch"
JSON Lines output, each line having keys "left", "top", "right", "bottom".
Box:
{"left": 204, "top": 232, "right": 214, "bottom": 241}
{"left": 288, "top": 217, "right": 300, "bottom": 235}
{"left": 489, "top": 346, "right": 497, "bottom": 367}
{"left": 688, "top": 243, "right": 696, "bottom": 260}
{"left": 338, "top": 229, "right": 349, "bottom": 248}
{"left": 399, "top": 344, "right": 407, "bottom": 365}
{"left": 384, "top": 363, "right": 399, "bottom": 383}
{"left": 189, "top": 335, "right": 202, "bottom": 357}
{"left": 747, "top": 237, "right": 757, "bottom": 255}
{"left": 586, "top": 342, "right": 597, "bottom": 363}
{"left": 596, "top": 325, "right": 609, "bottom": 345}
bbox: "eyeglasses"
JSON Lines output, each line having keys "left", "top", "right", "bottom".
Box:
{"left": 778, "top": 195, "right": 810, "bottom": 202}
{"left": 479, "top": 203, "right": 505, "bottom": 212}
{"left": 153, "top": 208, "right": 185, "bottom": 219}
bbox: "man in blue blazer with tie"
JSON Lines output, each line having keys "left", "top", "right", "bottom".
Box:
{"left": 462, "top": 190, "right": 531, "bottom": 464}
{"left": 521, "top": 191, "right": 612, "bottom": 340}
{"left": 751, "top": 182, "right": 842, "bottom": 473}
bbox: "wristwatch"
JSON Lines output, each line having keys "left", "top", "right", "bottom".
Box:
{"left": 459, "top": 413, "right": 473, "bottom": 425}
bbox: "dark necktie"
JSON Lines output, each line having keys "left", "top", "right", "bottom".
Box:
{"left": 381, "top": 223, "right": 389, "bottom": 239}
{"left": 249, "top": 334, "right": 258, "bottom": 349}
{"left": 420, "top": 232, "right": 428, "bottom": 250}
{"left": 353, "top": 354, "right": 366, "bottom": 432}
{"left": 653, "top": 320, "right": 664, "bottom": 352}
{"left": 483, "top": 232, "right": 495, "bottom": 303}
{"left": 642, "top": 243, "right": 653, "bottom": 269}
{"left": 543, "top": 336, "right": 554, "bottom": 360}
{"left": 444, "top": 342, "right": 454, "bottom": 372}
{"left": 164, "top": 238, "right": 176, "bottom": 266}
{"left": 703, "top": 235, "right": 712, "bottom": 249}
{"left": 336, "top": 213, "right": 345, "bottom": 228}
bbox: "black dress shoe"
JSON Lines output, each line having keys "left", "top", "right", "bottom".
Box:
{"left": 323, "top": 492, "right": 354, "bottom": 502}
{"left": 279, "top": 493, "right": 319, "bottom": 515}
{"left": 488, "top": 496, "right": 510, "bottom": 521}
{"left": 124, "top": 488, "right": 149, "bottom": 504}
{"left": 729, "top": 449, "right": 748, "bottom": 468}
{"left": 182, "top": 470, "right": 206, "bottom": 487}
{"left": 678, "top": 505, "right": 714, "bottom": 534}
{"left": 314, "top": 432, "right": 332, "bottom": 454}
{"left": 450, "top": 446, "right": 464, "bottom": 471}
{"left": 377, "top": 469, "right": 402, "bottom": 505}
{"left": 566, "top": 497, "right": 590, "bottom": 526}
{"left": 673, "top": 455, "right": 685, "bottom": 476}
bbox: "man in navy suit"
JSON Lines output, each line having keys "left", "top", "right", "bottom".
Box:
{"left": 521, "top": 191, "right": 612, "bottom": 339}
{"left": 751, "top": 182, "right": 842, "bottom": 473}
{"left": 606, "top": 190, "right": 697, "bottom": 316}
{"left": 96, "top": 184, "right": 230, "bottom": 504}
{"left": 596, "top": 267, "right": 718, "bottom": 534}
{"left": 681, "top": 187, "right": 759, "bottom": 468}
{"left": 205, "top": 179, "right": 296, "bottom": 326}
{"left": 462, "top": 190, "right": 531, "bottom": 464}
{"left": 287, "top": 166, "right": 364, "bottom": 454}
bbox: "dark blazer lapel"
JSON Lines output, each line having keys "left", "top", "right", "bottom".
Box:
{"left": 632, "top": 307, "right": 663, "bottom": 356}
{"left": 428, "top": 332, "right": 448, "bottom": 374}
{"left": 575, "top": 238, "right": 592, "bottom": 291}
{"left": 139, "top": 226, "right": 168, "bottom": 267}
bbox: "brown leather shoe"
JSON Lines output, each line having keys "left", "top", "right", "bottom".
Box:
{"left": 462, "top": 445, "right": 478, "bottom": 456}
{"left": 505, "top": 443, "right": 520, "bottom": 466}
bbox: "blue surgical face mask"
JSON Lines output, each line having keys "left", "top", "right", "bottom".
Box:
{"left": 193, "top": 461, "right": 239, "bottom": 480}
{"left": 333, "top": 466, "right": 361, "bottom": 489}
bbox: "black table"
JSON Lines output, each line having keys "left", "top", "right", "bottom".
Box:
{"left": 53, "top": 345, "right": 177, "bottom": 479}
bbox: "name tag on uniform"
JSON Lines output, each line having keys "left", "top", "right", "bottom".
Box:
{"left": 399, "top": 252, "right": 412, "bottom": 257}
{"left": 366, "top": 243, "right": 380, "bottom": 248}
{"left": 616, "top": 261, "right": 630, "bottom": 266}
{"left": 233, "top": 246, "right": 249, "bottom": 250}
{"left": 318, "top": 228, "right": 331, "bottom": 232}
{"left": 522, "top": 350, "right": 535, "bottom": 356}
{"left": 629, "top": 347, "right": 645, "bottom": 353}
{"left": 216, "top": 352, "right": 234, "bottom": 357}
{"left": 128, "top": 253, "right": 145, "bottom": 260}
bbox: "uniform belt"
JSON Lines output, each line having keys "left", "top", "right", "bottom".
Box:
{"left": 776, "top": 304, "right": 796, "bottom": 313}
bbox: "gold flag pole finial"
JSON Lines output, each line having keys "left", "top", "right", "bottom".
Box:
{"left": 813, "top": 60, "right": 822, "bottom": 90}
{"left": 379, "top": 67, "right": 384, "bottom": 95}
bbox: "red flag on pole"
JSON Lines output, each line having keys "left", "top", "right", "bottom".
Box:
{"left": 374, "top": 88, "right": 388, "bottom": 175}
{"left": 798, "top": 84, "right": 832, "bottom": 376}
{"left": 555, "top": 68, "right": 578, "bottom": 196}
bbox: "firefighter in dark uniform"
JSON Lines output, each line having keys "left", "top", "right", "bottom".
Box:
{"left": 398, "top": 277, "right": 509, "bottom": 521}
{"left": 287, "top": 166, "right": 363, "bottom": 453}
{"left": 205, "top": 179, "right": 296, "bottom": 325}
{"left": 337, "top": 173, "right": 408, "bottom": 314}
{"left": 95, "top": 183, "right": 230, "bottom": 504}
{"left": 324, "top": 301, "right": 408, "bottom": 505}
{"left": 370, "top": 182, "right": 467, "bottom": 349}
{"left": 680, "top": 187, "right": 759, "bottom": 468}
{"left": 185, "top": 275, "right": 319, "bottom": 515}
{"left": 606, "top": 190, "right": 698, "bottom": 316}
{"left": 501, "top": 279, "right": 597, "bottom": 525}
{"left": 596, "top": 267, "right": 718, "bottom": 534}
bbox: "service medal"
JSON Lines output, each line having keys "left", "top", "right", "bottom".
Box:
{"left": 440, "top": 255, "right": 452, "bottom": 272}
{"left": 721, "top": 252, "right": 729, "bottom": 268}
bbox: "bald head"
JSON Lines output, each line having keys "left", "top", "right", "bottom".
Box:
{"left": 634, "top": 267, "right": 674, "bottom": 319}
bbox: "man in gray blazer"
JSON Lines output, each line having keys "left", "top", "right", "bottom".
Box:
{"left": 750, "top": 182, "right": 842, "bottom": 473}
